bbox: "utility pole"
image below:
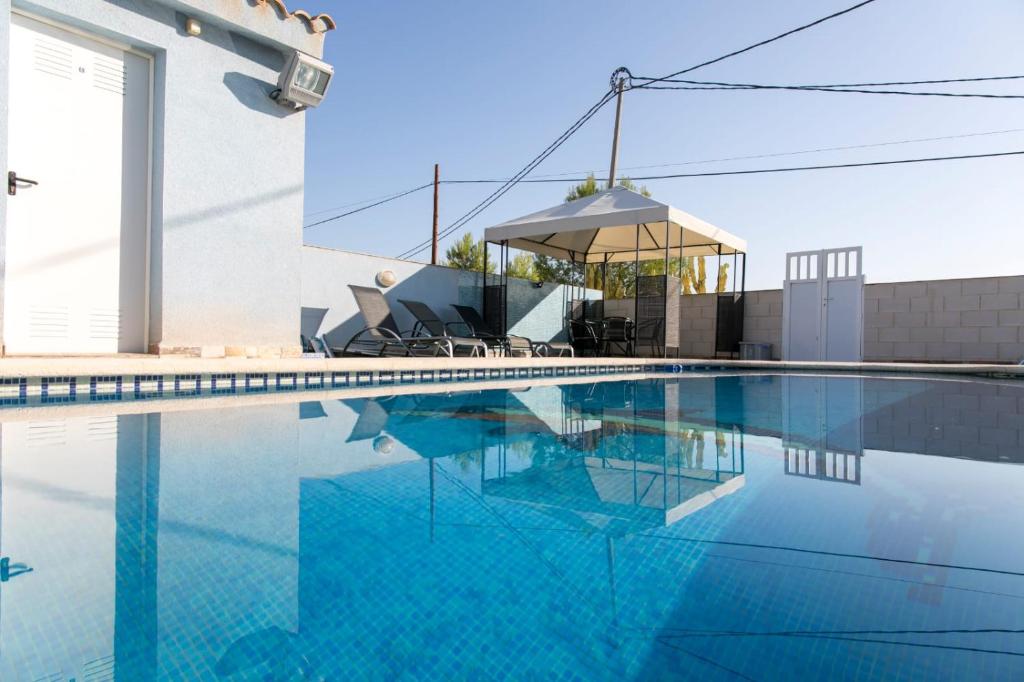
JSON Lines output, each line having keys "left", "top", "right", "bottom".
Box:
{"left": 430, "top": 163, "right": 440, "bottom": 265}
{"left": 607, "top": 77, "right": 626, "bottom": 189}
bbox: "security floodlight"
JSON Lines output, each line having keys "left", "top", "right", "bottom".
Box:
{"left": 272, "top": 51, "right": 333, "bottom": 109}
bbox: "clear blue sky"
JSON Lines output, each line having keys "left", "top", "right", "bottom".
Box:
{"left": 302, "top": 0, "right": 1024, "bottom": 291}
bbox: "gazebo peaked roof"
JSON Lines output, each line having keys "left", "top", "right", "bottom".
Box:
{"left": 484, "top": 186, "right": 746, "bottom": 264}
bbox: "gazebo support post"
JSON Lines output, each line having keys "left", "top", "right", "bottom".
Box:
{"left": 503, "top": 241, "right": 510, "bottom": 337}
{"left": 633, "top": 224, "right": 640, "bottom": 358}
{"left": 482, "top": 239, "right": 489, "bottom": 325}
{"left": 714, "top": 244, "right": 722, "bottom": 359}
{"left": 663, "top": 220, "right": 670, "bottom": 358}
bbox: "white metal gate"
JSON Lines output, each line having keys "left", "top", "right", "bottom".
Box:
{"left": 782, "top": 247, "right": 864, "bottom": 361}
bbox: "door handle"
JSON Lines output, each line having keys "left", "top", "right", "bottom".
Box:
{"left": 7, "top": 171, "right": 39, "bottom": 196}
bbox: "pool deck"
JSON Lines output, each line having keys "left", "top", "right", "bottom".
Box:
{"left": 0, "top": 354, "right": 1021, "bottom": 379}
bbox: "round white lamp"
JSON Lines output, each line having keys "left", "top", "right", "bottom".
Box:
{"left": 372, "top": 435, "right": 395, "bottom": 455}
{"left": 377, "top": 270, "right": 397, "bottom": 287}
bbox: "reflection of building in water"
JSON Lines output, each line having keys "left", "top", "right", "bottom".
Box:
{"left": 781, "top": 375, "right": 865, "bottom": 485}
{"left": 0, "top": 407, "right": 301, "bottom": 681}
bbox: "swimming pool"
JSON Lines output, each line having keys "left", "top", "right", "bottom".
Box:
{"left": 1, "top": 372, "right": 1022, "bottom": 680}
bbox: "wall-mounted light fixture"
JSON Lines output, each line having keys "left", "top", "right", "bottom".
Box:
{"left": 271, "top": 51, "right": 334, "bottom": 109}
{"left": 376, "top": 270, "right": 398, "bottom": 287}
{"left": 372, "top": 435, "right": 395, "bottom": 455}
{"left": 185, "top": 18, "right": 202, "bottom": 36}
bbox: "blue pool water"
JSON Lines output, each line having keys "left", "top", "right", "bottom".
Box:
{"left": 1, "top": 373, "right": 1023, "bottom": 680}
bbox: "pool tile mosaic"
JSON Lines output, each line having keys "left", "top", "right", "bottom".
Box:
{"left": 0, "top": 364, "right": 673, "bottom": 410}
{"left": 3, "top": 375, "right": 1022, "bottom": 680}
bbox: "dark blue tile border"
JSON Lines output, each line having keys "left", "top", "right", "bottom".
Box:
{"left": 134, "top": 374, "right": 163, "bottom": 399}
{"left": 0, "top": 377, "right": 27, "bottom": 406}
{"left": 90, "top": 375, "right": 122, "bottom": 402}
{"left": 212, "top": 373, "right": 236, "bottom": 395}
{"left": 276, "top": 372, "right": 298, "bottom": 391}
{"left": 175, "top": 374, "right": 201, "bottom": 397}
{"left": 41, "top": 376, "right": 76, "bottom": 404}
{"left": 245, "top": 373, "right": 268, "bottom": 393}
{"left": 0, "top": 363, "right": 673, "bottom": 410}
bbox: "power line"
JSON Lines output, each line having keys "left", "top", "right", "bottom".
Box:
{"left": 518, "top": 128, "right": 1024, "bottom": 177}
{"left": 630, "top": 79, "right": 1024, "bottom": 99}
{"left": 303, "top": 148, "right": 1024, "bottom": 230}
{"left": 636, "top": 74, "right": 1024, "bottom": 88}
{"left": 395, "top": 87, "right": 617, "bottom": 259}
{"left": 636, "top": 0, "right": 880, "bottom": 87}
{"left": 304, "top": 185, "right": 434, "bottom": 219}
{"left": 628, "top": 148, "right": 1024, "bottom": 179}
{"left": 442, "top": 149, "right": 1024, "bottom": 183}
{"left": 393, "top": 1, "right": 879, "bottom": 257}
{"left": 303, "top": 183, "right": 432, "bottom": 229}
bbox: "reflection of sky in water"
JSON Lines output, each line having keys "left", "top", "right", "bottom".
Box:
{"left": 1, "top": 375, "right": 1023, "bottom": 680}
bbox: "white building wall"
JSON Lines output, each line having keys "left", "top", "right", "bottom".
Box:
{"left": 1, "top": 0, "right": 326, "bottom": 356}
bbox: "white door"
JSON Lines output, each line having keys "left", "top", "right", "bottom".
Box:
{"left": 782, "top": 247, "right": 864, "bottom": 361}
{"left": 4, "top": 14, "right": 149, "bottom": 354}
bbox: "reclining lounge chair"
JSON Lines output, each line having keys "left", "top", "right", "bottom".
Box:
{"left": 397, "top": 300, "right": 490, "bottom": 357}
{"left": 450, "top": 304, "right": 574, "bottom": 358}
{"left": 340, "top": 285, "right": 457, "bottom": 357}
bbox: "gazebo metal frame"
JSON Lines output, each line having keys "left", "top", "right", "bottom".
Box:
{"left": 481, "top": 188, "right": 747, "bottom": 358}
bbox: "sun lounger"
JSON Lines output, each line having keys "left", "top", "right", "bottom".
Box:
{"left": 339, "top": 285, "right": 456, "bottom": 357}
{"left": 397, "top": 300, "right": 489, "bottom": 357}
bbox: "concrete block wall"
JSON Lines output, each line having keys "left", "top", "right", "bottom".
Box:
{"left": 678, "top": 293, "right": 717, "bottom": 358}
{"left": 740, "top": 290, "right": 783, "bottom": 360}
{"left": 864, "top": 276, "right": 1024, "bottom": 363}
{"left": 661, "top": 275, "right": 1022, "bottom": 363}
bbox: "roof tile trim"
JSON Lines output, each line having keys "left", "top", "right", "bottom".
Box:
{"left": 250, "top": 0, "right": 337, "bottom": 34}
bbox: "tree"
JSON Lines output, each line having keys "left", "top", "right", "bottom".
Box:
{"left": 533, "top": 255, "right": 578, "bottom": 285}
{"left": 565, "top": 174, "right": 600, "bottom": 202}
{"left": 616, "top": 176, "right": 651, "bottom": 198}
{"left": 506, "top": 252, "right": 535, "bottom": 280}
{"left": 716, "top": 262, "right": 730, "bottom": 293}
{"left": 443, "top": 233, "right": 495, "bottom": 273}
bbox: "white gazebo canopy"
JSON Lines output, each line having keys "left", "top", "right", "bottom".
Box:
{"left": 484, "top": 186, "right": 746, "bottom": 264}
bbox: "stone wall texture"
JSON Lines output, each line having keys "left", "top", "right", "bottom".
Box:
{"left": 620, "top": 275, "right": 1024, "bottom": 363}
{"left": 863, "top": 276, "right": 1024, "bottom": 363}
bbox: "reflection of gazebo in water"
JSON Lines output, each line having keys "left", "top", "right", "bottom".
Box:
{"left": 482, "top": 427, "right": 744, "bottom": 622}
{"left": 341, "top": 383, "right": 746, "bottom": 619}
{"left": 482, "top": 187, "right": 748, "bottom": 357}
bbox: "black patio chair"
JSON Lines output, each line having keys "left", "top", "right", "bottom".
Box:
{"left": 636, "top": 318, "right": 665, "bottom": 357}
{"left": 339, "top": 285, "right": 455, "bottom": 357}
{"left": 397, "top": 299, "right": 490, "bottom": 357}
{"left": 569, "top": 319, "right": 601, "bottom": 357}
{"left": 601, "top": 317, "right": 634, "bottom": 357}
